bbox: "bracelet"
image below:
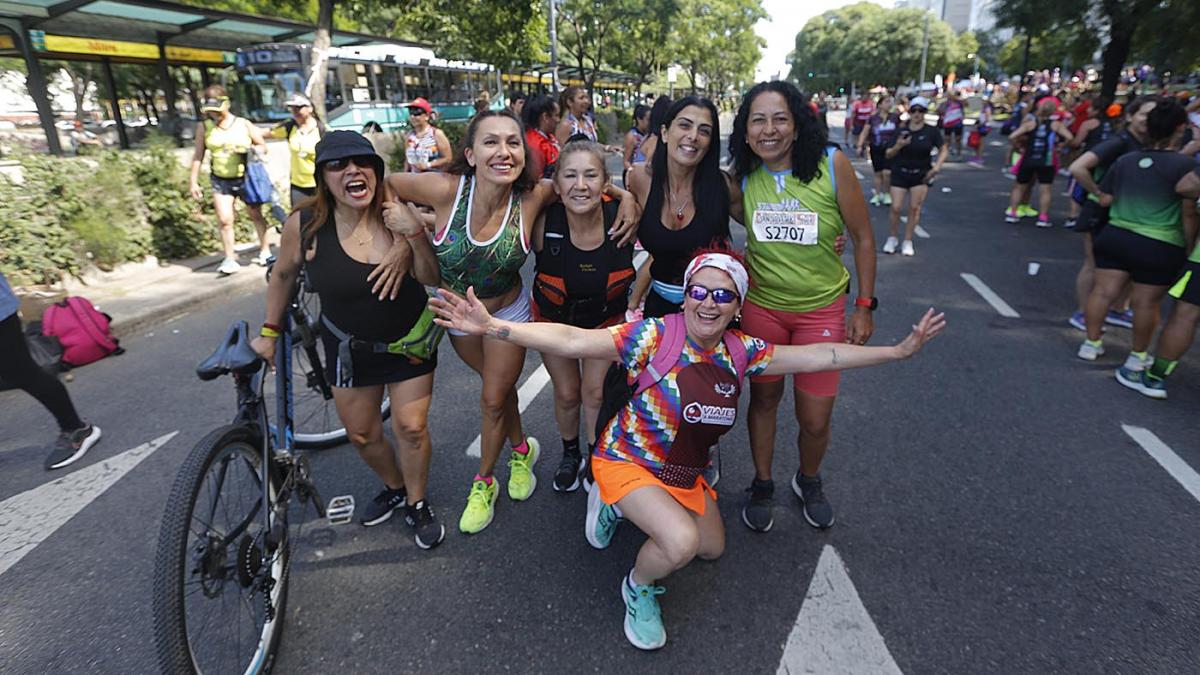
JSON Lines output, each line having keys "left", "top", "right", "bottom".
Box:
{"left": 260, "top": 324, "right": 281, "bottom": 339}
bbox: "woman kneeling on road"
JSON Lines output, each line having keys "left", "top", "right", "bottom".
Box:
{"left": 252, "top": 131, "right": 446, "bottom": 550}
{"left": 429, "top": 250, "right": 946, "bottom": 651}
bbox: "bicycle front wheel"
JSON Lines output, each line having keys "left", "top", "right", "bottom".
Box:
{"left": 153, "top": 425, "right": 290, "bottom": 674}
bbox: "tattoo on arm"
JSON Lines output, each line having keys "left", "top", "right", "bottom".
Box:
{"left": 831, "top": 347, "right": 839, "bottom": 365}
{"left": 488, "top": 324, "right": 511, "bottom": 341}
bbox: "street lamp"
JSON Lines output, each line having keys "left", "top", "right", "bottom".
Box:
{"left": 967, "top": 52, "right": 979, "bottom": 83}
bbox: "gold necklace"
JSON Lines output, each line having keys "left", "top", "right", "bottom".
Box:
{"left": 667, "top": 184, "right": 690, "bottom": 222}
{"left": 339, "top": 220, "right": 373, "bottom": 246}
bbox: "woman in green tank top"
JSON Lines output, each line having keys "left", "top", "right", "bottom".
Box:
{"left": 727, "top": 80, "right": 877, "bottom": 533}
{"left": 188, "top": 84, "right": 272, "bottom": 276}
{"left": 385, "top": 110, "right": 641, "bottom": 535}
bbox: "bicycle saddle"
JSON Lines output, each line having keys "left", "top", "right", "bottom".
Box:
{"left": 197, "top": 320, "right": 264, "bottom": 381}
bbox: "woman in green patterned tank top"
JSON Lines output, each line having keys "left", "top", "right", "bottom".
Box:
{"left": 386, "top": 110, "right": 642, "bottom": 535}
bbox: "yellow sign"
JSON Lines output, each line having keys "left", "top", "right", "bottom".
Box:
{"left": 0, "top": 35, "right": 13, "bottom": 50}
{"left": 37, "top": 34, "right": 226, "bottom": 64}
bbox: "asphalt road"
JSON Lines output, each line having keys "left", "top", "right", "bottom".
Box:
{"left": 1, "top": 128, "right": 1198, "bottom": 673}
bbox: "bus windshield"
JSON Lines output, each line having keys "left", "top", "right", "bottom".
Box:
{"left": 234, "top": 70, "right": 305, "bottom": 122}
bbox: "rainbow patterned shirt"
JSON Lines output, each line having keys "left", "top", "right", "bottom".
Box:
{"left": 598, "top": 317, "right": 774, "bottom": 471}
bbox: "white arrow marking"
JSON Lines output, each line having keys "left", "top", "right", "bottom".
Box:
{"left": 777, "top": 545, "right": 902, "bottom": 674}
{"left": 0, "top": 431, "right": 179, "bottom": 579}
{"left": 914, "top": 225, "right": 930, "bottom": 239}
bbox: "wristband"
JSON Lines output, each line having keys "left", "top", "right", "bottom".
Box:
{"left": 260, "top": 323, "right": 281, "bottom": 338}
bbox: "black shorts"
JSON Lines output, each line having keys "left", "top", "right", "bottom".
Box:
{"left": 290, "top": 184, "right": 316, "bottom": 208}
{"left": 1016, "top": 163, "right": 1055, "bottom": 185}
{"left": 944, "top": 125, "right": 963, "bottom": 139}
{"left": 851, "top": 124, "right": 865, "bottom": 140}
{"left": 1093, "top": 226, "right": 1187, "bottom": 286}
{"left": 869, "top": 145, "right": 892, "bottom": 173}
{"left": 1075, "top": 199, "right": 1109, "bottom": 234}
{"left": 210, "top": 174, "right": 245, "bottom": 197}
{"left": 890, "top": 166, "right": 928, "bottom": 189}
{"left": 320, "top": 324, "right": 437, "bottom": 388}
{"left": 1169, "top": 261, "right": 1200, "bottom": 305}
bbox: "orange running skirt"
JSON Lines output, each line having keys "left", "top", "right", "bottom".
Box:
{"left": 592, "top": 455, "right": 716, "bottom": 516}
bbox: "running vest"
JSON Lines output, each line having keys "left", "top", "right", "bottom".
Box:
{"left": 533, "top": 201, "right": 635, "bottom": 328}
{"left": 742, "top": 150, "right": 849, "bottom": 312}
{"left": 283, "top": 120, "right": 321, "bottom": 188}
{"left": 405, "top": 127, "right": 441, "bottom": 172}
{"left": 204, "top": 117, "right": 252, "bottom": 179}
{"left": 1026, "top": 119, "right": 1057, "bottom": 167}
{"left": 432, "top": 176, "right": 529, "bottom": 298}
{"left": 566, "top": 112, "right": 598, "bottom": 142}
{"left": 630, "top": 128, "right": 647, "bottom": 164}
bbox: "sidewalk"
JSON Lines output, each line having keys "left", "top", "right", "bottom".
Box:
{"left": 32, "top": 244, "right": 271, "bottom": 337}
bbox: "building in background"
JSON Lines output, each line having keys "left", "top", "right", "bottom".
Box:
{"left": 894, "top": 0, "right": 1000, "bottom": 34}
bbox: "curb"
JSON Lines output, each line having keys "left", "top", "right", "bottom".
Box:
{"left": 108, "top": 267, "right": 266, "bottom": 338}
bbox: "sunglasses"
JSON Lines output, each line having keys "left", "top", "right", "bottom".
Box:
{"left": 685, "top": 284, "right": 739, "bottom": 304}
{"left": 322, "top": 155, "right": 376, "bottom": 172}
{"left": 408, "top": 109, "right": 427, "bottom": 117}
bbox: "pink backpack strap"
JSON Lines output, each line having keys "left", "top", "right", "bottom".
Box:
{"left": 64, "top": 297, "right": 118, "bottom": 351}
{"left": 634, "top": 313, "right": 686, "bottom": 395}
{"left": 721, "top": 331, "right": 750, "bottom": 382}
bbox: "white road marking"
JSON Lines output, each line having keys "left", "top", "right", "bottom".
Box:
{"left": 466, "top": 366, "right": 550, "bottom": 457}
{"left": 0, "top": 431, "right": 179, "bottom": 579}
{"left": 960, "top": 273, "right": 1020, "bottom": 318}
{"left": 914, "top": 225, "right": 931, "bottom": 239}
{"left": 854, "top": 170, "right": 865, "bottom": 180}
{"left": 1121, "top": 424, "right": 1200, "bottom": 503}
{"left": 777, "top": 545, "right": 902, "bottom": 675}
{"left": 465, "top": 252, "right": 650, "bottom": 456}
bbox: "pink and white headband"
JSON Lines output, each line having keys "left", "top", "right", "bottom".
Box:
{"left": 683, "top": 252, "right": 749, "bottom": 300}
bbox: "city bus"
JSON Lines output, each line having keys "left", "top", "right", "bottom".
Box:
{"left": 230, "top": 42, "right": 502, "bottom": 130}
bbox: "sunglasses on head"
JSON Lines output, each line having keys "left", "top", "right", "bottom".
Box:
{"left": 322, "top": 155, "right": 375, "bottom": 172}
{"left": 408, "top": 108, "right": 427, "bottom": 117}
{"left": 685, "top": 284, "right": 739, "bottom": 304}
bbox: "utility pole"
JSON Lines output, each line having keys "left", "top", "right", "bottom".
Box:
{"left": 918, "top": 0, "right": 931, "bottom": 85}
{"left": 548, "top": 0, "right": 560, "bottom": 92}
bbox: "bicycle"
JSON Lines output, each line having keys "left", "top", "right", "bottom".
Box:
{"left": 152, "top": 271, "right": 357, "bottom": 673}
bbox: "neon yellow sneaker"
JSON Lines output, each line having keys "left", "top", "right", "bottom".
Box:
{"left": 458, "top": 478, "right": 498, "bottom": 534}
{"left": 507, "top": 437, "right": 541, "bottom": 501}
{"left": 1017, "top": 204, "right": 1038, "bottom": 218}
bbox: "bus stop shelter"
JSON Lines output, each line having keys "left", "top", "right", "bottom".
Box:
{"left": 0, "top": 0, "right": 422, "bottom": 154}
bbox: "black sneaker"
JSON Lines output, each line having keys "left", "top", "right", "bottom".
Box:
{"left": 405, "top": 499, "right": 445, "bottom": 549}
{"left": 581, "top": 456, "right": 595, "bottom": 494}
{"left": 360, "top": 486, "right": 407, "bottom": 526}
{"left": 791, "top": 471, "right": 835, "bottom": 529}
{"left": 553, "top": 450, "right": 584, "bottom": 492}
{"left": 741, "top": 478, "right": 775, "bottom": 532}
{"left": 44, "top": 424, "right": 102, "bottom": 470}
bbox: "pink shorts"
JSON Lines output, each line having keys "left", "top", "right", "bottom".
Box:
{"left": 741, "top": 295, "right": 846, "bottom": 397}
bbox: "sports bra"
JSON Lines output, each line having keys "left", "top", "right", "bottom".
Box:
{"left": 432, "top": 176, "right": 529, "bottom": 298}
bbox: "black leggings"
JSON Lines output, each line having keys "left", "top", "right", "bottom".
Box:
{"left": 0, "top": 313, "right": 84, "bottom": 431}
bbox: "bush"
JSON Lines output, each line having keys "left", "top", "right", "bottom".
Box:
{"left": 131, "top": 138, "right": 221, "bottom": 259}
{"left": 66, "top": 152, "right": 152, "bottom": 269}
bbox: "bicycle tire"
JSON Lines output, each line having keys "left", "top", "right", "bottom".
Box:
{"left": 153, "top": 424, "right": 290, "bottom": 674}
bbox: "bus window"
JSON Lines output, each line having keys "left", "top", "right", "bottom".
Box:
{"left": 325, "top": 65, "right": 344, "bottom": 110}
{"left": 404, "top": 68, "right": 430, "bottom": 102}
{"left": 379, "top": 64, "right": 404, "bottom": 103}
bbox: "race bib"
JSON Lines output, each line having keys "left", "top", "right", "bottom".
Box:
{"left": 752, "top": 209, "right": 819, "bottom": 245}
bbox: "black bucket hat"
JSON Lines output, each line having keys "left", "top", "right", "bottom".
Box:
{"left": 314, "top": 130, "right": 384, "bottom": 176}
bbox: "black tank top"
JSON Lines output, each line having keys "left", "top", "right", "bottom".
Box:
{"left": 1083, "top": 120, "right": 1114, "bottom": 152}
{"left": 638, "top": 177, "right": 728, "bottom": 285}
{"left": 304, "top": 213, "right": 427, "bottom": 341}
{"left": 533, "top": 201, "right": 634, "bottom": 327}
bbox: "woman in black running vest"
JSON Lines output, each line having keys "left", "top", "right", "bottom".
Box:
{"left": 531, "top": 141, "right": 635, "bottom": 493}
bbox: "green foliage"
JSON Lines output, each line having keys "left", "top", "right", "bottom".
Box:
{"left": 997, "top": 27, "right": 1098, "bottom": 76}
{"left": 65, "top": 153, "right": 153, "bottom": 269}
{"left": 672, "top": 0, "right": 766, "bottom": 94}
{"left": 605, "top": 0, "right": 678, "bottom": 92}
{"left": 0, "top": 154, "right": 83, "bottom": 285}
{"left": 132, "top": 136, "right": 222, "bottom": 260}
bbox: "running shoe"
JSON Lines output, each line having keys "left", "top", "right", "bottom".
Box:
{"left": 1077, "top": 339, "right": 1105, "bottom": 361}
{"left": 702, "top": 444, "right": 720, "bottom": 489}
{"left": 1114, "top": 367, "right": 1167, "bottom": 400}
{"left": 882, "top": 236, "right": 899, "bottom": 254}
{"left": 361, "top": 486, "right": 407, "bottom": 526}
{"left": 1068, "top": 311, "right": 1086, "bottom": 331}
{"left": 553, "top": 449, "right": 584, "bottom": 493}
{"left": 585, "top": 484, "right": 620, "bottom": 549}
{"left": 741, "top": 478, "right": 775, "bottom": 533}
{"left": 791, "top": 471, "right": 834, "bottom": 529}
{"left": 216, "top": 257, "right": 241, "bottom": 275}
{"left": 44, "top": 424, "right": 101, "bottom": 470}
{"left": 967, "top": 158, "right": 983, "bottom": 166}
{"left": 459, "top": 478, "right": 498, "bottom": 534}
{"left": 1035, "top": 214, "right": 1052, "bottom": 228}
{"left": 1121, "top": 352, "right": 1153, "bottom": 372}
{"left": 869, "top": 193, "right": 880, "bottom": 206}
{"left": 881, "top": 193, "right": 892, "bottom": 206}
{"left": 621, "top": 576, "right": 667, "bottom": 650}
{"left": 405, "top": 499, "right": 446, "bottom": 549}
{"left": 1004, "top": 208, "right": 1019, "bottom": 224}
{"left": 901, "top": 240, "right": 915, "bottom": 257}
{"left": 1018, "top": 204, "right": 1038, "bottom": 218}
{"left": 1104, "top": 309, "right": 1134, "bottom": 329}
{"left": 1062, "top": 218, "right": 1077, "bottom": 229}
{"left": 582, "top": 459, "right": 595, "bottom": 494}
{"left": 507, "top": 436, "right": 541, "bottom": 501}
{"left": 252, "top": 251, "right": 272, "bottom": 266}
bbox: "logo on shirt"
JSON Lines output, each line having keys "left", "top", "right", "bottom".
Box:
{"left": 751, "top": 337, "right": 766, "bottom": 351}
{"left": 714, "top": 382, "right": 737, "bottom": 398}
{"left": 1138, "top": 157, "right": 1154, "bottom": 169}
{"left": 683, "top": 401, "right": 736, "bottom": 426}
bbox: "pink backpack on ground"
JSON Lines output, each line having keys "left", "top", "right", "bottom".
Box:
{"left": 42, "top": 296, "right": 123, "bottom": 367}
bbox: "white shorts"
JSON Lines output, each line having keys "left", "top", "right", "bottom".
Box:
{"left": 449, "top": 284, "right": 532, "bottom": 337}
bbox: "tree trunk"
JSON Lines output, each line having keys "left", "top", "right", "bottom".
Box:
{"left": 1019, "top": 32, "right": 1031, "bottom": 86}
{"left": 1099, "top": 25, "right": 1134, "bottom": 100}
{"left": 308, "top": 0, "right": 335, "bottom": 122}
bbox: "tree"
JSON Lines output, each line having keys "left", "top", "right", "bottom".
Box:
{"left": 307, "top": 0, "right": 334, "bottom": 122}
{"left": 1130, "top": 0, "right": 1200, "bottom": 77}
{"left": 672, "top": 0, "right": 765, "bottom": 96}
{"left": 995, "top": 25, "right": 1096, "bottom": 77}
{"left": 606, "top": 0, "right": 678, "bottom": 95}
{"left": 558, "top": 0, "right": 643, "bottom": 99}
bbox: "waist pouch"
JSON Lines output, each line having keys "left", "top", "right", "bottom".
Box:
{"left": 321, "top": 301, "right": 444, "bottom": 385}
{"left": 650, "top": 279, "right": 685, "bottom": 304}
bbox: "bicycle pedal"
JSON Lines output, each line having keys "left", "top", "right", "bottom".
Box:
{"left": 326, "top": 495, "right": 355, "bottom": 525}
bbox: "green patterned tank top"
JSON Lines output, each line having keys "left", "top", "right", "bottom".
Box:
{"left": 433, "top": 176, "right": 529, "bottom": 298}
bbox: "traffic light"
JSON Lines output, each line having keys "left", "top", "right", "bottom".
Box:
{"left": 808, "top": 72, "right": 814, "bottom": 78}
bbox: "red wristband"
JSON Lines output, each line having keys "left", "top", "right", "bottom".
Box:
{"left": 262, "top": 321, "right": 282, "bottom": 333}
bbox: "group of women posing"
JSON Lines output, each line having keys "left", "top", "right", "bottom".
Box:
{"left": 251, "top": 81, "right": 945, "bottom": 651}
